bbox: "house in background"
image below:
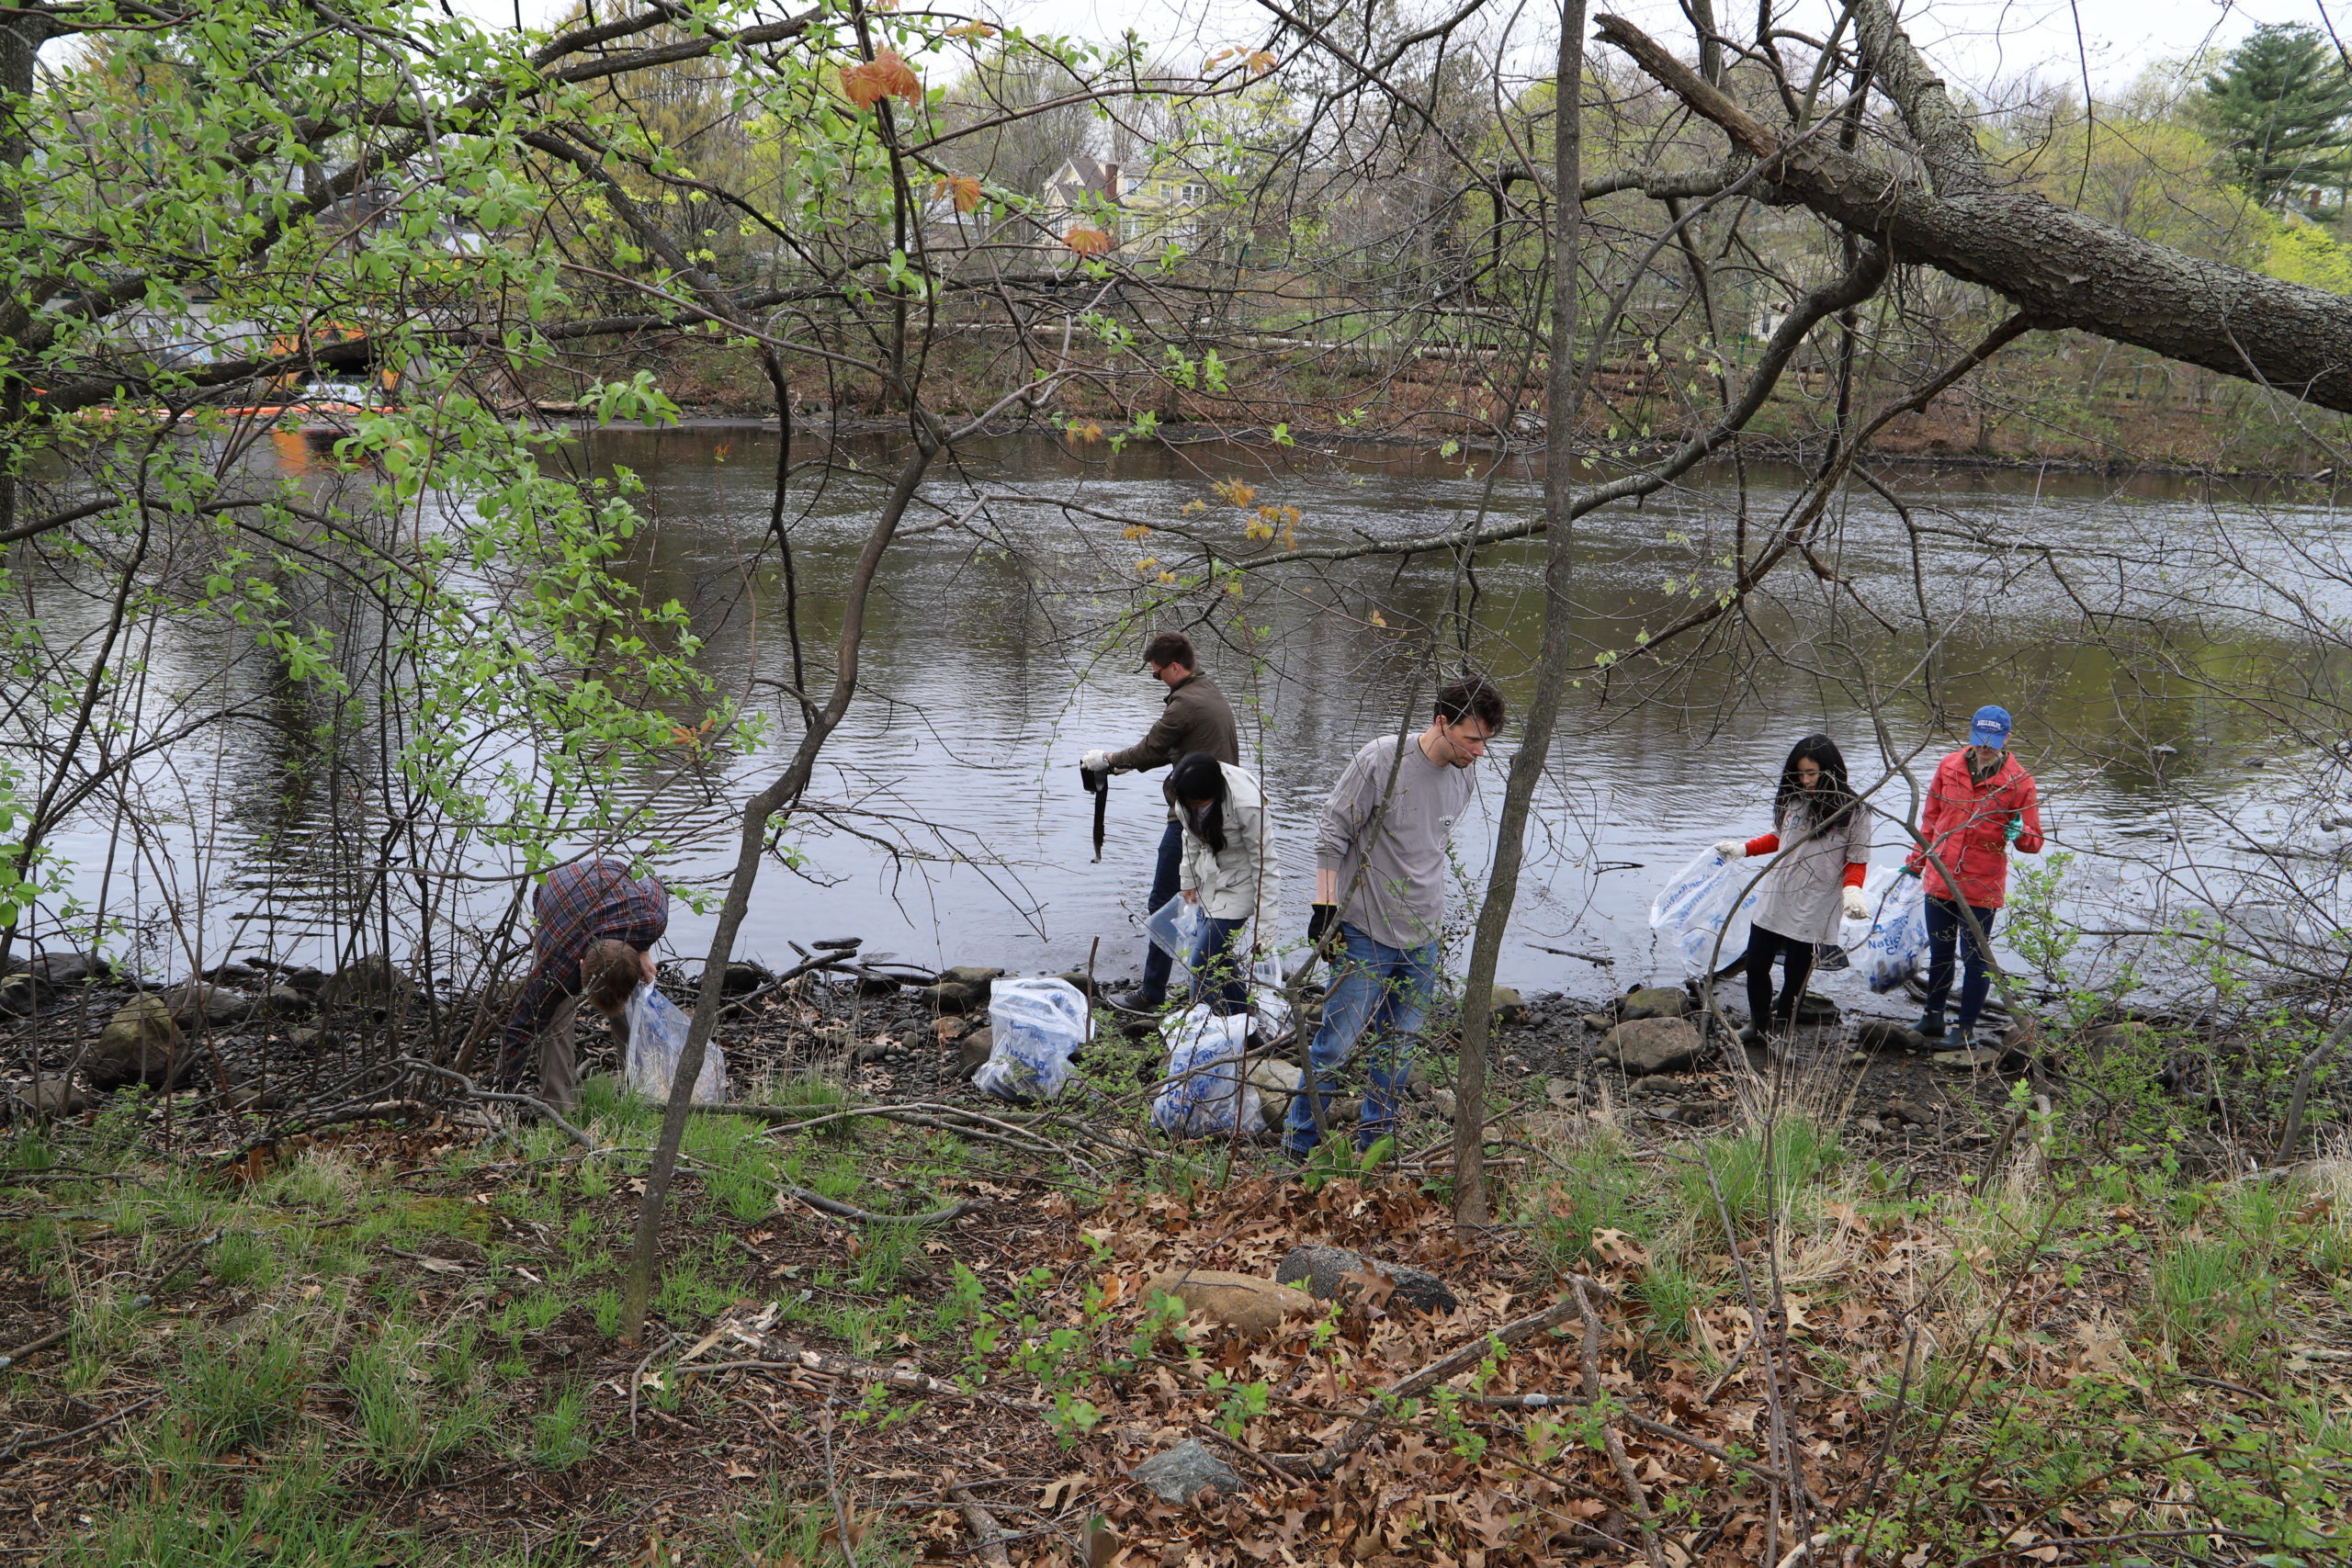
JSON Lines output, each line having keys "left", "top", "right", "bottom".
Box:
{"left": 1039, "top": 153, "right": 1211, "bottom": 251}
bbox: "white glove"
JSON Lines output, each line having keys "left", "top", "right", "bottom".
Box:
{"left": 1713, "top": 839, "right": 1747, "bottom": 860}
{"left": 1082, "top": 749, "right": 1112, "bottom": 773}
{"left": 1841, "top": 886, "right": 1870, "bottom": 922}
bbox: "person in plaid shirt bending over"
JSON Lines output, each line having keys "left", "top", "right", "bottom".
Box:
{"left": 497, "top": 858, "right": 667, "bottom": 1111}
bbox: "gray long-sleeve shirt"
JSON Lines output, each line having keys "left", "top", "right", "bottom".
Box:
{"left": 1317, "top": 733, "right": 1474, "bottom": 951}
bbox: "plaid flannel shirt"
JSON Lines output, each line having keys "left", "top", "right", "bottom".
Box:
{"left": 498, "top": 859, "right": 668, "bottom": 1079}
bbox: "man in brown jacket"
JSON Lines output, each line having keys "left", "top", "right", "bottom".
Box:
{"left": 1082, "top": 631, "right": 1240, "bottom": 1009}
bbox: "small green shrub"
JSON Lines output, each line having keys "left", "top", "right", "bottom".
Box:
{"left": 209, "top": 1230, "right": 277, "bottom": 1291}
{"left": 531, "top": 1382, "right": 596, "bottom": 1472}
{"left": 344, "top": 1327, "right": 494, "bottom": 1482}
{"left": 1633, "top": 1252, "right": 1713, "bottom": 1343}
{"left": 1679, "top": 1118, "right": 1840, "bottom": 1231}
{"left": 175, "top": 1330, "right": 305, "bottom": 1454}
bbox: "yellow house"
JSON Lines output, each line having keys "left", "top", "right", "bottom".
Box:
{"left": 1040, "top": 154, "right": 1210, "bottom": 249}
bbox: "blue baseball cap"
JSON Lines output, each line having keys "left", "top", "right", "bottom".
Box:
{"left": 1969, "top": 705, "right": 2013, "bottom": 747}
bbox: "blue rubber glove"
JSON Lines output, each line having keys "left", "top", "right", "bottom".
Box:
{"left": 2004, "top": 814, "right": 2024, "bottom": 843}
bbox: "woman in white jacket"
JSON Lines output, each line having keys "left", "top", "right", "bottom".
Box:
{"left": 1168, "top": 751, "right": 1281, "bottom": 1015}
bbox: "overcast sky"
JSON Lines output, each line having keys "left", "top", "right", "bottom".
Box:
{"left": 450, "top": 0, "right": 2346, "bottom": 95}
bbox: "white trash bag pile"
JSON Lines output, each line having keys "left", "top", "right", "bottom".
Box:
{"left": 1149, "top": 1006, "right": 1263, "bottom": 1136}
{"left": 970, "top": 976, "right": 1092, "bottom": 1103}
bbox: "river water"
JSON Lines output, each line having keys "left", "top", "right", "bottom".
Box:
{"left": 33, "top": 426, "right": 2352, "bottom": 1005}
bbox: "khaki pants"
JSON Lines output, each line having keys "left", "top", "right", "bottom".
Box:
{"left": 532, "top": 994, "right": 633, "bottom": 1113}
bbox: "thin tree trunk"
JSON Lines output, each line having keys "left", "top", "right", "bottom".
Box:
{"left": 1450, "top": 0, "right": 1586, "bottom": 1229}
{"left": 617, "top": 435, "right": 937, "bottom": 1344}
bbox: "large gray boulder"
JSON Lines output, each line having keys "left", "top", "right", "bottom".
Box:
{"left": 86, "top": 995, "right": 185, "bottom": 1091}
{"left": 1618, "top": 985, "right": 1690, "bottom": 1021}
{"left": 1275, "top": 1244, "right": 1459, "bottom": 1315}
{"left": 1606, "top": 1016, "right": 1705, "bottom": 1076}
{"left": 1132, "top": 1440, "right": 1243, "bottom": 1506}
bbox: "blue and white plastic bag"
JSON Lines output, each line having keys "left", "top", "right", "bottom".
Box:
{"left": 1855, "top": 868, "right": 1929, "bottom": 994}
{"left": 624, "top": 984, "right": 727, "bottom": 1104}
{"left": 972, "top": 976, "right": 1091, "bottom": 1102}
{"left": 1649, "top": 848, "right": 1764, "bottom": 976}
{"left": 1143, "top": 895, "right": 1209, "bottom": 987}
{"left": 1149, "top": 1005, "right": 1262, "bottom": 1137}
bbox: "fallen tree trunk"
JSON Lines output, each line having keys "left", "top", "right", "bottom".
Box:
{"left": 1594, "top": 13, "right": 2352, "bottom": 414}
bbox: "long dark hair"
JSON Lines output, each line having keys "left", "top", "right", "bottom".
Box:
{"left": 1169, "top": 752, "right": 1229, "bottom": 853}
{"left": 1774, "top": 733, "right": 1857, "bottom": 829}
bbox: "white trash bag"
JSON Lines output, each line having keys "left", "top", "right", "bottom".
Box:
{"left": 1149, "top": 1005, "right": 1262, "bottom": 1137}
{"left": 625, "top": 984, "right": 727, "bottom": 1104}
{"left": 1856, "top": 867, "right": 1929, "bottom": 994}
{"left": 1144, "top": 895, "right": 1209, "bottom": 987}
{"left": 973, "top": 976, "right": 1091, "bottom": 1103}
{"left": 1649, "top": 848, "right": 1763, "bottom": 976}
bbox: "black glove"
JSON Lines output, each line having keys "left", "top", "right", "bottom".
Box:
{"left": 1308, "top": 903, "right": 1339, "bottom": 948}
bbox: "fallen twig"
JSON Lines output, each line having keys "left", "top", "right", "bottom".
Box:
{"left": 396, "top": 1056, "right": 598, "bottom": 1150}
{"left": 784, "top": 1185, "right": 975, "bottom": 1226}
{"left": 1575, "top": 1275, "right": 1668, "bottom": 1568}
{"left": 950, "top": 1483, "right": 1014, "bottom": 1568}
{"left": 1309, "top": 1291, "right": 1586, "bottom": 1475}
{"left": 0, "top": 1391, "right": 163, "bottom": 1466}
{"left": 685, "top": 1348, "right": 1049, "bottom": 1412}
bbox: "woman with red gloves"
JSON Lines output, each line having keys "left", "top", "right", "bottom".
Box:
{"left": 1713, "top": 734, "right": 1873, "bottom": 1045}
{"left": 1901, "top": 705, "right": 2043, "bottom": 1047}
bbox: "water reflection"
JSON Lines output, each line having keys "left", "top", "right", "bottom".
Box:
{"left": 30, "top": 425, "right": 2352, "bottom": 1000}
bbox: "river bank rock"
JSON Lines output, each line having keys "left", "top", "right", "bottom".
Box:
{"left": 913, "top": 981, "right": 978, "bottom": 1016}
{"left": 0, "top": 974, "right": 35, "bottom": 1016}
{"left": 1606, "top": 1016, "right": 1705, "bottom": 1076}
{"left": 1490, "top": 986, "right": 1530, "bottom": 1026}
{"left": 87, "top": 995, "right": 185, "bottom": 1091}
{"left": 5, "top": 1077, "right": 93, "bottom": 1121}
{"left": 1792, "top": 991, "right": 1839, "bottom": 1025}
{"left": 322, "top": 953, "right": 418, "bottom": 1010}
{"left": 29, "top": 953, "right": 108, "bottom": 987}
{"left": 1132, "top": 1440, "right": 1243, "bottom": 1506}
{"left": 938, "top": 965, "right": 1001, "bottom": 998}
{"left": 956, "top": 1026, "right": 994, "bottom": 1081}
{"left": 1248, "top": 1057, "right": 1302, "bottom": 1128}
{"left": 1274, "top": 1244, "right": 1459, "bottom": 1315}
{"left": 1854, "top": 1019, "right": 1928, "bottom": 1054}
{"left": 165, "top": 981, "right": 254, "bottom": 1029}
{"left": 259, "top": 986, "right": 314, "bottom": 1020}
{"left": 721, "top": 961, "right": 772, "bottom": 996}
{"left": 1143, "top": 1269, "right": 1315, "bottom": 1337}
{"left": 1618, "top": 985, "right": 1691, "bottom": 1021}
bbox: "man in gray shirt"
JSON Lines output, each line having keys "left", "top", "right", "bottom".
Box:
{"left": 1286, "top": 675, "right": 1505, "bottom": 1160}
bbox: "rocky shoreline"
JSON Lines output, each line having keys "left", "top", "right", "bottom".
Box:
{"left": 2, "top": 942, "right": 2046, "bottom": 1168}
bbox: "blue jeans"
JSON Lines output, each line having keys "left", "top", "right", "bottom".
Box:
{"left": 1924, "top": 897, "right": 1998, "bottom": 1028}
{"left": 1138, "top": 819, "right": 1185, "bottom": 1003}
{"left": 1284, "top": 923, "right": 1441, "bottom": 1157}
{"left": 1189, "top": 914, "right": 1250, "bottom": 1015}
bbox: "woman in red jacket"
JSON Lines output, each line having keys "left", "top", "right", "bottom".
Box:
{"left": 1901, "top": 705, "right": 2044, "bottom": 1046}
